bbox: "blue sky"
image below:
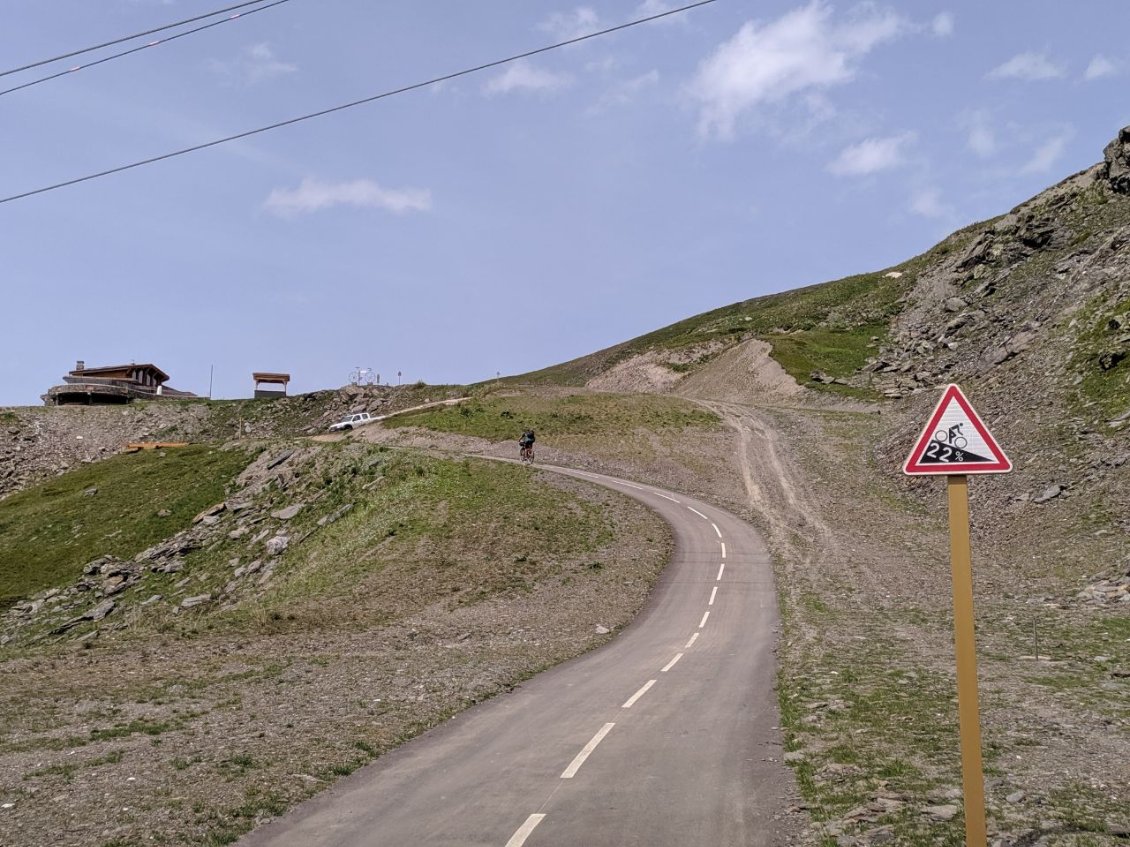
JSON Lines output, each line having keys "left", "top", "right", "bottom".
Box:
{"left": 1, "top": 0, "right": 1127, "bottom": 404}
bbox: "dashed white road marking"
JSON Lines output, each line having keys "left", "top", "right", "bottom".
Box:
{"left": 622, "top": 680, "right": 657, "bottom": 709}
{"left": 685, "top": 632, "right": 699, "bottom": 649}
{"left": 698, "top": 611, "right": 710, "bottom": 629}
{"left": 711, "top": 522, "right": 722, "bottom": 538}
{"left": 506, "top": 814, "right": 547, "bottom": 847}
{"left": 709, "top": 586, "right": 718, "bottom": 606}
{"left": 716, "top": 563, "right": 725, "bottom": 581}
{"left": 561, "top": 723, "right": 616, "bottom": 779}
{"left": 619, "top": 481, "right": 645, "bottom": 490}
{"left": 660, "top": 653, "right": 683, "bottom": 673}
{"left": 654, "top": 492, "right": 680, "bottom": 503}
{"left": 720, "top": 542, "right": 726, "bottom": 558}
{"left": 687, "top": 507, "right": 709, "bottom": 521}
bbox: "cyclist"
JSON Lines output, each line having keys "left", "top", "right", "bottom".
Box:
{"left": 518, "top": 429, "right": 536, "bottom": 462}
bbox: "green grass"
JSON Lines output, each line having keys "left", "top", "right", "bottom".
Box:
{"left": 767, "top": 324, "right": 888, "bottom": 392}
{"left": 237, "top": 451, "right": 625, "bottom": 624}
{"left": 384, "top": 392, "right": 719, "bottom": 441}
{"left": 90, "top": 719, "right": 175, "bottom": 741}
{"left": 0, "top": 444, "right": 253, "bottom": 608}
{"left": 1069, "top": 292, "right": 1130, "bottom": 420}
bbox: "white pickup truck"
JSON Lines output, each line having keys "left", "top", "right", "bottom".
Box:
{"left": 328, "top": 412, "right": 374, "bottom": 432}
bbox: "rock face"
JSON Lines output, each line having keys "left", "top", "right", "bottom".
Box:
{"left": 1104, "top": 125, "right": 1130, "bottom": 193}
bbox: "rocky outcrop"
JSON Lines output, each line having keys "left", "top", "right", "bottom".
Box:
{"left": 0, "top": 445, "right": 372, "bottom": 645}
{"left": 1103, "top": 125, "right": 1130, "bottom": 193}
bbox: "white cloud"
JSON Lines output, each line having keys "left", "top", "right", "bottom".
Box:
{"left": 987, "top": 52, "right": 1065, "bottom": 81}
{"left": 484, "top": 61, "right": 572, "bottom": 95}
{"left": 827, "top": 132, "right": 915, "bottom": 176}
{"left": 263, "top": 178, "right": 432, "bottom": 218}
{"left": 910, "top": 187, "right": 952, "bottom": 219}
{"left": 687, "top": 2, "right": 906, "bottom": 140}
{"left": 539, "top": 7, "right": 600, "bottom": 41}
{"left": 962, "top": 111, "right": 997, "bottom": 158}
{"left": 931, "top": 12, "right": 954, "bottom": 37}
{"left": 208, "top": 43, "right": 296, "bottom": 85}
{"left": 1084, "top": 54, "right": 1119, "bottom": 80}
{"left": 1021, "top": 133, "right": 1071, "bottom": 174}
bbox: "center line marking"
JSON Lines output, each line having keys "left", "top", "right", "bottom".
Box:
{"left": 720, "top": 542, "right": 726, "bottom": 558}
{"left": 661, "top": 653, "right": 683, "bottom": 672}
{"left": 716, "top": 562, "right": 725, "bottom": 581}
{"left": 561, "top": 723, "right": 615, "bottom": 779}
{"left": 654, "top": 492, "right": 680, "bottom": 502}
{"left": 622, "top": 680, "right": 657, "bottom": 709}
{"left": 709, "top": 586, "right": 718, "bottom": 605}
{"left": 506, "top": 814, "right": 547, "bottom": 847}
{"left": 620, "top": 481, "right": 644, "bottom": 490}
{"left": 687, "top": 506, "right": 709, "bottom": 520}
{"left": 699, "top": 611, "right": 710, "bottom": 628}
{"left": 685, "top": 632, "right": 699, "bottom": 648}
{"left": 711, "top": 522, "right": 722, "bottom": 538}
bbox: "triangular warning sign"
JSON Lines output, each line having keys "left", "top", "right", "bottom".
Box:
{"left": 903, "top": 384, "right": 1012, "bottom": 475}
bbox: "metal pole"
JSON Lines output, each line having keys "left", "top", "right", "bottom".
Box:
{"left": 208, "top": 365, "right": 214, "bottom": 400}
{"left": 947, "top": 475, "right": 987, "bottom": 847}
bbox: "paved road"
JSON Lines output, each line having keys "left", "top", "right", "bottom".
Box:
{"left": 240, "top": 464, "right": 795, "bottom": 847}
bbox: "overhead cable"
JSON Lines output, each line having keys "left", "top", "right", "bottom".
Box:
{"left": 0, "top": 0, "right": 720, "bottom": 206}
{"left": 0, "top": 0, "right": 284, "bottom": 79}
{"left": 0, "top": 0, "right": 293, "bottom": 98}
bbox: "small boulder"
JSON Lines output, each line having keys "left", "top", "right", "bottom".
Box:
{"left": 944, "top": 297, "right": 967, "bottom": 313}
{"left": 193, "top": 502, "right": 226, "bottom": 524}
{"left": 265, "top": 535, "right": 290, "bottom": 556}
{"left": 271, "top": 504, "right": 304, "bottom": 521}
{"left": 1033, "top": 484, "right": 1065, "bottom": 504}
{"left": 923, "top": 805, "right": 959, "bottom": 822}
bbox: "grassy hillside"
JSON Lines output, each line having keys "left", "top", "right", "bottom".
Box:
{"left": 385, "top": 391, "right": 719, "bottom": 441}
{"left": 0, "top": 441, "right": 671, "bottom": 846}
{"left": 511, "top": 227, "right": 982, "bottom": 391}
{"left": 0, "top": 445, "right": 253, "bottom": 609}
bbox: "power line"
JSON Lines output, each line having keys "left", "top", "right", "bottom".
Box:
{"left": 0, "top": 0, "right": 293, "bottom": 98}
{"left": 0, "top": 0, "right": 721, "bottom": 206}
{"left": 0, "top": 0, "right": 283, "bottom": 79}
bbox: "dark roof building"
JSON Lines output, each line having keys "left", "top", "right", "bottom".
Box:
{"left": 44, "top": 360, "right": 197, "bottom": 405}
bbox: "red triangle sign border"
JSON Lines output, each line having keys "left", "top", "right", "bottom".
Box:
{"left": 903, "top": 384, "right": 1013, "bottom": 475}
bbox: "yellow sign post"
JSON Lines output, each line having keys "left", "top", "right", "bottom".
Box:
{"left": 947, "top": 475, "right": 987, "bottom": 847}
{"left": 904, "top": 385, "right": 1012, "bottom": 846}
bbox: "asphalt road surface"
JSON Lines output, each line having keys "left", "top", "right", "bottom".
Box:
{"left": 240, "top": 464, "right": 796, "bottom": 847}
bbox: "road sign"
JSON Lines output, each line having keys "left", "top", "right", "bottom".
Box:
{"left": 903, "top": 384, "right": 1012, "bottom": 475}
{"left": 902, "top": 383, "right": 1013, "bottom": 847}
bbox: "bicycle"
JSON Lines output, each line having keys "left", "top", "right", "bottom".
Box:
{"left": 934, "top": 423, "right": 967, "bottom": 450}
{"left": 519, "top": 444, "right": 535, "bottom": 463}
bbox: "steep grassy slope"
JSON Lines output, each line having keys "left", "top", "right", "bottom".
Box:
{"left": 0, "top": 441, "right": 671, "bottom": 846}
{"left": 0, "top": 445, "right": 252, "bottom": 609}
{"left": 512, "top": 225, "right": 983, "bottom": 394}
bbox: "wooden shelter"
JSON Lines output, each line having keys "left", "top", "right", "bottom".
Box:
{"left": 253, "top": 372, "right": 290, "bottom": 399}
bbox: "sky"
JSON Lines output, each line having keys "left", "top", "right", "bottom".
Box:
{"left": 1, "top": 0, "right": 1128, "bottom": 405}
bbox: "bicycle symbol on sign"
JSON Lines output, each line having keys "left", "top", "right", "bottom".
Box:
{"left": 925, "top": 423, "right": 967, "bottom": 462}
